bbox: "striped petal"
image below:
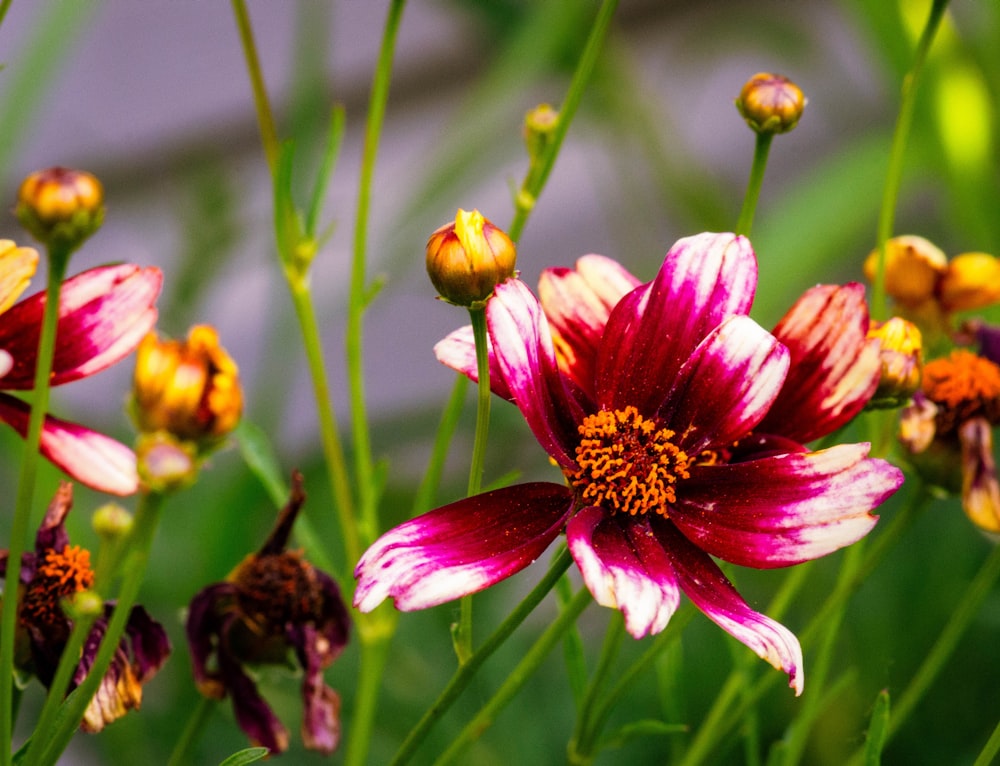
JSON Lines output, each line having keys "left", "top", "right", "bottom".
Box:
{"left": 0, "top": 264, "right": 162, "bottom": 389}
{"left": 433, "top": 324, "right": 513, "bottom": 401}
{"left": 353, "top": 483, "right": 573, "bottom": 612}
{"left": 758, "top": 283, "right": 880, "bottom": 443}
{"left": 671, "top": 444, "right": 900, "bottom": 568}
{"left": 0, "top": 394, "right": 138, "bottom": 495}
{"left": 660, "top": 315, "right": 789, "bottom": 454}
{"left": 651, "top": 520, "right": 804, "bottom": 695}
{"left": 595, "top": 233, "right": 758, "bottom": 413}
{"left": 567, "top": 507, "right": 681, "bottom": 638}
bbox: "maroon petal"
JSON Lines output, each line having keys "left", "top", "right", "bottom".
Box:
{"left": 671, "top": 444, "right": 900, "bottom": 568}
{"left": 595, "top": 233, "right": 758, "bottom": 413}
{"left": 219, "top": 647, "right": 290, "bottom": 754}
{"left": 353, "top": 482, "right": 573, "bottom": 612}
{"left": 185, "top": 583, "right": 238, "bottom": 695}
{"left": 0, "top": 264, "right": 161, "bottom": 389}
{"left": 290, "top": 622, "right": 341, "bottom": 754}
{"left": 758, "top": 283, "right": 880, "bottom": 443}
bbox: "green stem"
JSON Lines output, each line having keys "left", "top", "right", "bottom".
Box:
{"left": 0, "top": 245, "right": 70, "bottom": 766}
{"left": 165, "top": 696, "right": 215, "bottom": 766}
{"left": 36, "top": 490, "right": 165, "bottom": 766}
{"left": 231, "top": 0, "right": 280, "bottom": 174}
{"left": 735, "top": 132, "right": 774, "bottom": 237}
{"left": 390, "top": 547, "right": 574, "bottom": 766}
{"left": 348, "top": 0, "right": 407, "bottom": 543}
{"left": 870, "top": 0, "right": 950, "bottom": 321}
{"left": 433, "top": 587, "right": 592, "bottom": 766}
{"left": 344, "top": 618, "right": 396, "bottom": 766}
{"left": 570, "top": 611, "right": 626, "bottom": 756}
{"left": 412, "top": 375, "right": 468, "bottom": 517}
{"left": 508, "top": 0, "right": 620, "bottom": 242}
{"left": 973, "top": 716, "right": 1000, "bottom": 766}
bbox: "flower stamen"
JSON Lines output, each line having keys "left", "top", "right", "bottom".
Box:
{"left": 922, "top": 350, "right": 1000, "bottom": 432}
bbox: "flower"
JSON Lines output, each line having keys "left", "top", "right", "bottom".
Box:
{"left": 0, "top": 245, "right": 162, "bottom": 495}
{"left": 735, "top": 73, "right": 807, "bottom": 135}
{"left": 356, "top": 232, "right": 903, "bottom": 694}
{"left": 16, "top": 167, "right": 105, "bottom": 252}
{"left": 0, "top": 483, "right": 170, "bottom": 732}
{"left": 186, "top": 472, "right": 350, "bottom": 755}
{"left": 867, "top": 317, "right": 923, "bottom": 409}
{"left": 425, "top": 209, "right": 517, "bottom": 307}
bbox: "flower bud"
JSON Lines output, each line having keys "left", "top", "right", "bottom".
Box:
{"left": 867, "top": 318, "right": 923, "bottom": 408}
{"left": 863, "top": 235, "right": 947, "bottom": 308}
{"left": 524, "top": 103, "right": 559, "bottom": 162}
{"left": 131, "top": 325, "right": 242, "bottom": 446}
{"left": 63, "top": 589, "right": 105, "bottom": 621}
{"left": 135, "top": 433, "right": 199, "bottom": 492}
{"left": 92, "top": 503, "right": 134, "bottom": 541}
{"left": 939, "top": 251, "right": 1000, "bottom": 313}
{"left": 15, "top": 167, "right": 104, "bottom": 252}
{"left": 735, "top": 73, "right": 806, "bottom": 135}
{"left": 426, "top": 209, "right": 516, "bottom": 307}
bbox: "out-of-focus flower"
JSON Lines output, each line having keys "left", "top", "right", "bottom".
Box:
{"left": 426, "top": 209, "right": 516, "bottom": 307}
{"left": 938, "top": 252, "right": 1000, "bottom": 313}
{"left": 0, "top": 483, "right": 170, "bottom": 731}
{"left": 131, "top": 325, "right": 242, "bottom": 448}
{"left": 867, "top": 318, "right": 923, "bottom": 408}
{"left": 863, "top": 235, "right": 946, "bottom": 310}
{"left": 523, "top": 103, "right": 559, "bottom": 161}
{"left": 900, "top": 349, "right": 1000, "bottom": 533}
{"left": 735, "top": 73, "right": 806, "bottom": 135}
{"left": 0, "top": 248, "right": 162, "bottom": 495}
{"left": 186, "top": 473, "right": 350, "bottom": 755}
{"left": 16, "top": 167, "right": 105, "bottom": 252}
{"left": 358, "top": 233, "right": 903, "bottom": 695}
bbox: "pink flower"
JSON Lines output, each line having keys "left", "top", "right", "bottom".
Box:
{"left": 0, "top": 246, "right": 161, "bottom": 495}
{"left": 354, "top": 233, "right": 902, "bottom": 694}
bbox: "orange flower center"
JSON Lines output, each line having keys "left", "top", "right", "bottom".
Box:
{"left": 568, "top": 406, "right": 693, "bottom": 517}
{"left": 20, "top": 545, "right": 95, "bottom": 629}
{"left": 922, "top": 350, "right": 1000, "bottom": 427}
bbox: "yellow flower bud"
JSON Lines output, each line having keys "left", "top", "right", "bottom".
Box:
{"left": 132, "top": 325, "right": 242, "bottom": 445}
{"left": 939, "top": 252, "right": 1000, "bottom": 313}
{"left": 16, "top": 167, "right": 104, "bottom": 251}
{"left": 735, "top": 73, "right": 806, "bottom": 135}
{"left": 867, "top": 317, "right": 923, "bottom": 408}
{"left": 426, "top": 209, "right": 516, "bottom": 307}
{"left": 863, "top": 235, "right": 947, "bottom": 308}
{"left": 524, "top": 103, "right": 559, "bottom": 161}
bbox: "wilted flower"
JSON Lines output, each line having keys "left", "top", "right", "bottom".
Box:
{"left": 0, "top": 483, "right": 170, "bottom": 731}
{"left": 16, "top": 167, "right": 105, "bottom": 252}
{"left": 0, "top": 244, "right": 162, "bottom": 495}
{"left": 425, "top": 209, "right": 517, "bottom": 307}
{"left": 735, "top": 73, "right": 806, "bottom": 135}
{"left": 356, "top": 233, "right": 902, "bottom": 694}
{"left": 186, "top": 473, "right": 350, "bottom": 754}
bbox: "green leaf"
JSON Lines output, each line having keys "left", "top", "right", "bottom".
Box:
{"left": 217, "top": 747, "right": 270, "bottom": 766}
{"left": 235, "top": 420, "right": 289, "bottom": 509}
{"left": 863, "top": 689, "right": 891, "bottom": 766}
{"left": 596, "top": 719, "right": 688, "bottom": 752}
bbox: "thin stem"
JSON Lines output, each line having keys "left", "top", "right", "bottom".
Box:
{"left": 348, "top": 0, "right": 408, "bottom": 543}
{"left": 344, "top": 618, "right": 396, "bottom": 766}
{"left": 570, "top": 612, "right": 626, "bottom": 756}
{"left": 508, "top": 0, "right": 620, "bottom": 242}
{"left": 870, "top": 0, "right": 950, "bottom": 320}
{"left": 231, "top": 0, "right": 280, "bottom": 174}
{"left": 166, "top": 697, "right": 215, "bottom": 766}
{"left": 433, "top": 587, "right": 592, "bottom": 766}
{"left": 735, "top": 133, "right": 774, "bottom": 237}
{"left": 0, "top": 246, "right": 70, "bottom": 765}
{"left": 411, "top": 375, "right": 468, "bottom": 517}
{"left": 389, "top": 547, "right": 574, "bottom": 766}
{"left": 973, "top": 716, "right": 1000, "bottom": 766}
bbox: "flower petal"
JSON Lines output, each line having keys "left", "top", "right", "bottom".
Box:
{"left": 651, "top": 520, "right": 804, "bottom": 695}
{"left": 433, "top": 324, "right": 513, "bottom": 401}
{"left": 488, "top": 278, "right": 586, "bottom": 468}
{"left": 958, "top": 417, "right": 1000, "bottom": 534}
{"left": 353, "top": 482, "right": 573, "bottom": 612}
{"left": 660, "top": 315, "right": 788, "bottom": 454}
{"left": 0, "top": 394, "right": 139, "bottom": 495}
{"left": 291, "top": 622, "right": 342, "bottom": 755}
{"left": 595, "top": 233, "right": 757, "bottom": 413}
{"left": 671, "top": 444, "right": 901, "bottom": 568}
{"left": 566, "top": 506, "right": 681, "bottom": 638}
{"left": 758, "top": 283, "right": 880, "bottom": 443}
{"left": 0, "top": 242, "right": 38, "bottom": 313}
{"left": 0, "top": 264, "right": 162, "bottom": 389}
{"left": 538, "top": 254, "right": 641, "bottom": 399}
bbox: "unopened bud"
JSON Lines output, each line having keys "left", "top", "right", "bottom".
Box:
{"left": 863, "top": 235, "right": 947, "bottom": 308}
{"left": 63, "top": 589, "right": 104, "bottom": 620}
{"left": 16, "top": 167, "right": 104, "bottom": 252}
{"left": 524, "top": 104, "right": 559, "bottom": 161}
{"left": 867, "top": 318, "right": 923, "bottom": 409}
{"left": 426, "top": 209, "right": 516, "bottom": 307}
{"left": 735, "top": 73, "right": 806, "bottom": 135}
{"left": 92, "top": 503, "right": 134, "bottom": 541}
{"left": 136, "top": 433, "right": 199, "bottom": 492}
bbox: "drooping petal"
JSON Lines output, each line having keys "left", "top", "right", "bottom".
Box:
{"left": 433, "top": 325, "right": 513, "bottom": 401}
{"left": 186, "top": 584, "right": 238, "bottom": 697}
{"left": 958, "top": 417, "right": 1000, "bottom": 534}
{"left": 290, "top": 622, "right": 341, "bottom": 755}
{"left": 651, "top": 520, "right": 804, "bottom": 695}
{"left": 219, "top": 646, "right": 290, "bottom": 754}
{"left": 538, "top": 254, "right": 641, "bottom": 398}
{"left": 0, "top": 264, "right": 162, "bottom": 389}
{"left": 758, "top": 283, "right": 880, "bottom": 443}
{"left": 353, "top": 482, "right": 573, "bottom": 612}
{"left": 566, "top": 506, "right": 681, "bottom": 639}
{"left": 659, "top": 315, "right": 789, "bottom": 454}
{"left": 671, "top": 444, "right": 900, "bottom": 568}
{"left": 0, "top": 394, "right": 139, "bottom": 495}
{"left": 595, "top": 233, "right": 758, "bottom": 413}
{"left": 488, "top": 278, "right": 586, "bottom": 468}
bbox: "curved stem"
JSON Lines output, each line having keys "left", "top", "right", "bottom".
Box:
{"left": 735, "top": 132, "right": 774, "bottom": 237}
{"left": 0, "top": 245, "right": 70, "bottom": 766}
{"left": 870, "top": 0, "right": 950, "bottom": 320}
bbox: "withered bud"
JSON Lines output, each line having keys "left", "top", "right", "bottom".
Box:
{"left": 867, "top": 318, "right": 923, "bottom": 409}
{"left": 735, "top": 73, "right": 806, "bottom": 135}
{"left": 426, "top": 209, "right": 516, "bottom": 307}
{"left": 16, "top": 167, "right": 104, "bottom": 251}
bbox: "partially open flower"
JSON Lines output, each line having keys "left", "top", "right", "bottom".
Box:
{"left": 735, "top": 73, "right": 806, "bottom": 135}
{"left": 426, "top": 209, "right": 516, "bottom": 307}
{"left": 186, "top": 472, "right": 350, "bottom": 755}
{"left": 131, "top": 325, "right": 242, "bottom": 448}
{"left": 867, "top": 318, "right": 923, "bottom": 408}
{"left": 16, "top": 167, "right": 105, "bottom": 252}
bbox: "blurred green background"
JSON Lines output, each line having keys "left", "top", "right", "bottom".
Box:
{"left": 0, "top": 0, "right": 999, "bottom": 763}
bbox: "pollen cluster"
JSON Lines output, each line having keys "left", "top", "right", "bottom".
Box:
{"left": 569, "top": 406, "right": 692, "bottom": 517}
{"left": 922, "top": 349, "right": 1000, "bottom": 431}
{"left": 20, "top": 545, "right": 95, "bottom": 631}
